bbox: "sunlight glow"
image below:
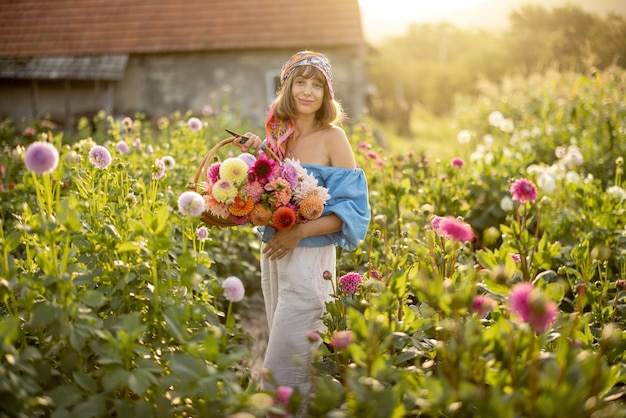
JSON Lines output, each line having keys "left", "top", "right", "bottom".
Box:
{"left": 358, "top": 0, "right": 491, "bottom": 42}
{"left": 358, "top": 0, "right": 489, "bottom": 16}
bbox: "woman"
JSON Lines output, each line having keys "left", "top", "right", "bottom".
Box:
{"left": 237, "top": 51, "right": 370, "bottom": 397}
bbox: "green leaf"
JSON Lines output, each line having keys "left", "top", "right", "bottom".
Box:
{"left": 128, "top": 370, "right": 152, "bottom": 396}
{"left": 48, "top": 384, "right": 83, "bottom": 409}
{"left": 116, "top": 241, "right": 142, "bottom": 253}
{"left": 102, "top": 368, "right": 130, "bottom": 392}
{"left": 163, "top": 309, "right": 188, "bottom": 342}
{"left": 0, "top": 317, "right": 20, "bottom": 345}
{"left": 72, "top": 371, "right": 97, "bottom": 393}
{"left": 167, "top": 353, "right": 204, "bottom": 380}
{"left": 79, "top": 290, "right": 106, "bottom": 309}
{"left": 70, "top": 394, "right": 105, "bottom": 418}
{"left": 58, "top": 196, "right": 83, "bottom": 231}
{"left": 31, "top": 301, "right": 64, "bottom": 327}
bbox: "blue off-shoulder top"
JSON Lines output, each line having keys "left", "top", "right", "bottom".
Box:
{"left": 261, "top": 164, "right": 371, "bottom": 250}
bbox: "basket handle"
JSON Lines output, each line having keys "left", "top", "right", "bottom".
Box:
{"left": 188, "top": 136, "right": 281, "bottom": 190}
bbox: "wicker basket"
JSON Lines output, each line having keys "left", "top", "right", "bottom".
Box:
{"left": 187, "top": 135, "right": 280, "bottom": 227}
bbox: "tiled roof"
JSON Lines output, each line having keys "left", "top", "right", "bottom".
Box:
{"left": 0, "top": 0, "right": 364, "bottom": 57}
{"left": 0, "top": 55, "right": 128, "bottom": 79}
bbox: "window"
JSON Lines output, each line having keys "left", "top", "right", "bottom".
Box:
{"left": 265, "top": 70, "right": 281, "bottom": 106}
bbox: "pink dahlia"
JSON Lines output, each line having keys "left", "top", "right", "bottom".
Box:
{"left": 116, "top": 140, "right": 130, "bottom": 155}
{"left": 330, "top": 330, "right": 354, "bottom": 351}
{"left": 243, "top": 180, "right": 264, "bottom": 203}
{"left": 338, "top": 272, "right": 363, "bottom": 295}
{"left": 187, "top": 117, "right": 203, "bottom": 132}
{"left": 222, "top": 276, "right": 245, "bottom": 302}
{"left": 281, "top": 162, "right": 299, "bottom": 188}
{"left": 265, "top": 178, "right": 292, "bottom": 207}
{"left": 206, "top": 162, "right": 221, "bottom": 184}
{"left": 177, "top": 191, "right": 205, "bottom": 217}
{"left": 196, "top": 226, "right": 209, "bottom": 242}
{"left": 274, "top": 386, "right": 294, "bottom": 406}
{"left": 88, "top": 145, "right": 112, "bottom": 169}
{"left": 471, "top": 295, "right": 497, "bottom": 317}
{"left": 510, "top": 178, "right": 537, "bottom": 203}
{"left": 24, "top": 141, "right": 59, "bottom": 175}
{"left": 451, "top": 157, "right": 465, "bottom": 168}
{"left": 509, "top": 282, "right": 558, "bottom": 333}
{"left": 435, "top": 216, "right": 475, "bottom": 243}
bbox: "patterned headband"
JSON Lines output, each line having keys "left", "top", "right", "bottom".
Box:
{"left": 280, "top": 51, "right": 334, "bottom": 98}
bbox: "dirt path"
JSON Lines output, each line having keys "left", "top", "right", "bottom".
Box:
{"left": 239, "top": 290, "right": 268, "bottom": 383}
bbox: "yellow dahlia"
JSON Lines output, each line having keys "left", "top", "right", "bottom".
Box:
{"left": 219, "top": 157, "right": 249, "bottom": 186}
{"left": 212, "top": 179, "right": 238, "bottom": 203}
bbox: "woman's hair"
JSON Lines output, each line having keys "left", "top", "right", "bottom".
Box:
{"left": 272, "top": 65, "right": 344, "bottom": 126}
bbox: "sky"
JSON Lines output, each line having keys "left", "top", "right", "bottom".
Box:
{"left": 358, "top": 0, "right": 626, "bottom": 43}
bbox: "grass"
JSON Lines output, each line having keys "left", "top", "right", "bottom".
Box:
{"left": 372, "top": 107, "right": 472, "bottom": 161}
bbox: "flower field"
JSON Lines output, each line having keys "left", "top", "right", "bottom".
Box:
{"left": 1, "top": 65, "right": 625, "bottom": 417}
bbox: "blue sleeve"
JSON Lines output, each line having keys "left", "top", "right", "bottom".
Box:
{"left": 321, "top": 168, "right": 371, "bottom": 250}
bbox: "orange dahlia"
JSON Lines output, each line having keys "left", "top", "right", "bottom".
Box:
{"left": 298, "top": 196, "right": 324, "bottom": 220}
{"left": 271, "top": 206, "right": 296, "bottom": 230}
{"left": 229, "top": 192, "right": 254, "bottom": 216}
{"left": 249, "top": 203, "right": 272, "bottom": 226}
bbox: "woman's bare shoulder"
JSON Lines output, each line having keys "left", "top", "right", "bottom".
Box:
{"left": 324, "top": 125, "right": 356, "bottom": 168}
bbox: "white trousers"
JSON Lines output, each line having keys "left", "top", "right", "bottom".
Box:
{"left": 260, "top": 244, "right": 336, "bottom": 395}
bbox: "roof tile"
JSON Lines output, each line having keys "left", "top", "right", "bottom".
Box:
{"left": 0, "top": 0, "right": 364, "bottom": 57}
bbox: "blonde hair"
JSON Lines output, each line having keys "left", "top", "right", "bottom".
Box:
{"left": 272, "top": 65, "right": 344, "bottom": 126}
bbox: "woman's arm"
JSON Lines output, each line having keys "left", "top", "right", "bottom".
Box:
{"left": 263, "top": 214, "right": 342, "bottom": 260}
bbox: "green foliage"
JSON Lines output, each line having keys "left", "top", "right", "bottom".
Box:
{"left": 1, "top": 65, "right": 626, "bottom": 417}
{"left": 368, "top": 4, "right": 626, "bottom": 132}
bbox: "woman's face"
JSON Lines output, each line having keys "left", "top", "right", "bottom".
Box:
{"left": 291, "top": 75, "right": 324, "bottom": 116}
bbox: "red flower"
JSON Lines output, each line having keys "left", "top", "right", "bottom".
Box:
{"left": 271, "top": 206, "right": 296, "bottom": 230}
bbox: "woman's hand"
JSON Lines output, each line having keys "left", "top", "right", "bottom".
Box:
{"left": 236, "top": 132, "right": 264, "bottom": 154}
{"left": 263, "top": 226, "right": 304, "bottom": 260}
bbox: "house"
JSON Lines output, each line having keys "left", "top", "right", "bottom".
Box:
{"left": 0, "top": 0, "right": 368, "bottom": 131}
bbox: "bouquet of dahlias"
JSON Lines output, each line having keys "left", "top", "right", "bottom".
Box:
{"left": 201, "top": 152, "right": 330, "bottom": 230}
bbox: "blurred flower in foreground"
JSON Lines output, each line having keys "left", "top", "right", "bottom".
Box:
{"left": 222, "top": 276, "right": 245, "bottom": 302}
{"left": 116, "top": 140, "right": 130, "bottom": 155}
{"left": 451, "top": 157, "right": 465, "bottom": 168}
{"left": 178, "top": 191, "right": 206, "bottom": 217}
{"left": 307, "top": 331, "right": 321, "bottom": 343}
{"left": 488, "top": 111, "right": 504, "bottom": 127}
{"left": 22, "top": 127, "right": 37, "bottom": 137}
{"left": 187, "top": 117, "right": 203, "bottom": 132}
{"left": 330, "top": 330, "right": 354, "bottom": 351}
{"left": 274, "top": 386, "right": 294, "bottom": 407}
{"left": 607, "top": 186, "right": 626, "bottom": 201}
{"left": 338, "top": 272, "right": 363, "bottom": 295}
{"left": 196, "top": 226, "right": 209, "bottom": 242}
{"left": 471, "top": 295, "right": 497, "bottom": 318}
{"left": 88, "top": 145, "right": 112, "bottom": 169}
{"left": 24, "top": 141, "right": 59, "bottom": 175}
{"left": 161, "top": 155, "right": 176, "bottom": 170}
{"left": 457, "top": 129, "right": 471, "bottom": 144}
{"left": 432, "top": 215, "right": 475, "bottom": 243}
{"left": 509, "top": 282, "right": 557, "bottom": 333}
{"left": 509, "top": 178, "right": 537, "bottom": 203}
